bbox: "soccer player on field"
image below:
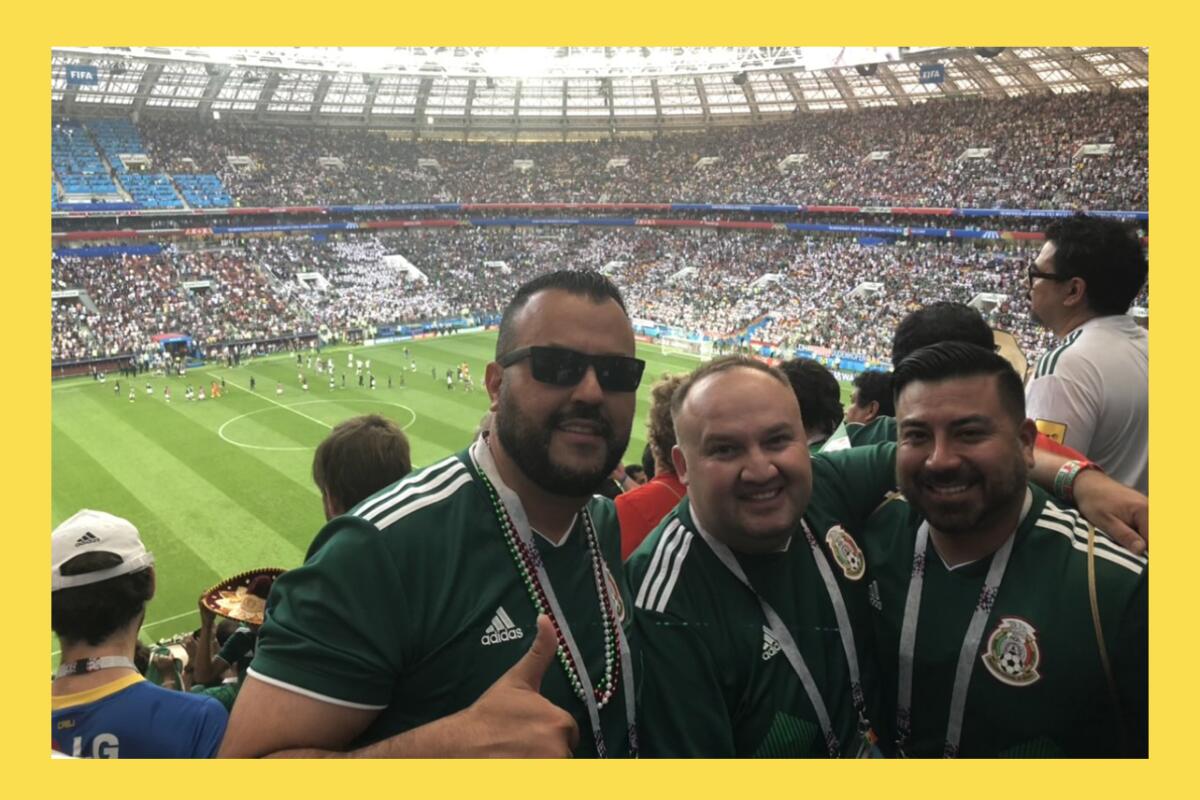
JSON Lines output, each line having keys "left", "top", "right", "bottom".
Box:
{"left": 221, "top": 270, "right": 643, "bottom": 758}
{"left": 862, "top": 342, "right": 1145, "bottom": 757}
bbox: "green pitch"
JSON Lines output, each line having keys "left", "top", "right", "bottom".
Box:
{"left": 51, "top": 332, "right": 855, "bottom": 664}
{"left": 55, "top": 332, "right": 803, "bottom": 664}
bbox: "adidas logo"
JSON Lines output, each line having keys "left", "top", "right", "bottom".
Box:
{"left": 762, "top": 627, "right": 782, "bottom": 661}
{"left": 74, "top": 532, "right": 101, "bottom": 547}
{"left": 480, "top": 606, "right": 525, "bottom": 646}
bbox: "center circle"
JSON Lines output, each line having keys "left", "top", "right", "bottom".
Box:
{"left": 218, "top": 400, "right": 418, "bottom": 452}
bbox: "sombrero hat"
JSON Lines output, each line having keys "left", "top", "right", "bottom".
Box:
{"left": 199, "top": 567, "right": 285, "bottom": 625}
{"left": 991, "top": 328, "right": 1029, "bottom": 382}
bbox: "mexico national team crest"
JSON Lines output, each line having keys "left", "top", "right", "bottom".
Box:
{"left": 603, "top": 563, "right": 627, "bottom": 625}
{"left": 825, "top": 525, "right": 865, "bottom": 581}
{"left": 982, "top": 617, "right": 1041, "bottom": 687}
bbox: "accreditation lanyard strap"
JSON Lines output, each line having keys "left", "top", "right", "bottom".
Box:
{"left": 694, "top": 517, "right": 872, "bottom": 758}
{"left": 895, "top": 489, "right": 1032, "bottom": 758}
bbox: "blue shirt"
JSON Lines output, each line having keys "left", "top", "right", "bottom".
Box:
{"left": 52, "top": 673, "right": 228, "bottom": 758}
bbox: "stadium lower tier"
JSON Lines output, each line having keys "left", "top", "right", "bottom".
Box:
{"left": 50, "top": 227, "right": 1149, "bottom": 368}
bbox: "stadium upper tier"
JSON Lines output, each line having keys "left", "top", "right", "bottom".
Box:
{"left": 49, "top": 228, "right": 1150, "bottom": 366}
{"left": 53, "top": 89, "right": 1146, "bottom": 213}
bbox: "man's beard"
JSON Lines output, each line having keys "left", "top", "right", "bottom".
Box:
{"left": 903, "top": 457, "right": 1027, "bottom": 539}
{"left": 496, "top": 390, "right": 628, "bottom": 498}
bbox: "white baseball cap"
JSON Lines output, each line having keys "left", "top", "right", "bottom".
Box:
{"left": 51, "top": 509, "right": 155, "bottom": 591}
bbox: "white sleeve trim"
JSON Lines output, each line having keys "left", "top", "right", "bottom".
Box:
{"left": 246, "top": 666, "right": 389, "bottom": 710}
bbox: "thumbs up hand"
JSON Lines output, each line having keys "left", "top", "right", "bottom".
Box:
{"left": 459, "top": 614, "right": 581, "bottom": 757}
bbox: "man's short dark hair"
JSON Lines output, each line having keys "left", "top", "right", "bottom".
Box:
{"left": 625, "top": 464, "right": 645, "bottom": 481}
{"left": 495, "top": 269, "right": 628, "bottom": 359}
{"left": 852, "top": 370, "right": 895, "bottom": 418}
{"left": 892, "top": 301, "right": 994, "bottom": 365}
{"left": 671, "top": 356, "right": 790, "bottom": 421}
{"left": 51, "top": 553, "right": 154, "bottom": 646}
{"left": 1043, "top": 214, "right": 1148, "bottom": 316}
{"left": 893, "top": 342, "right": 1026, "bottom": 424}
{"left": 779, "top": 358, "right": 845, "bottom": 438}
{"left": 313, "top": 414, "right": 413, "bottom": 513}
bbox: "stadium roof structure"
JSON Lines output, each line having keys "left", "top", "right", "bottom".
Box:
{"left": 52, "top": 46, "right": 1148, "bottom": 139}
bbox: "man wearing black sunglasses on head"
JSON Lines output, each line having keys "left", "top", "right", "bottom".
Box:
{"left": 222, "top": 270, "right": 642, "bottom": 759}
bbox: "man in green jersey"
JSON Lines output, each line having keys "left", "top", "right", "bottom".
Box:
{"left": 220, "top": 270, "right": 643, "bottom": 758}
{"left": 628, "top": 356, "right": 892, "bottom": 757}
{"left": 628, "top": 354, "right": 1146, "bottom": 757}
{"left": 863, "top": 342, "right": 1146, "bottom": 757}
{"left": 821, "top": 301, "right": 989, "bottom": 454}
{"left": 816, "top": 303, "right": 1147, "bottom": 555}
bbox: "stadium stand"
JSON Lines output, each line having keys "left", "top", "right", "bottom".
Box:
{"left": 53, "top": 228, "right": 1092, "bottom": 365}
{"left": 131, "top": 90, "right": 1147, "bottom": 210}
{"left": 52, "top": 120, "right": 121, "bottom": 200}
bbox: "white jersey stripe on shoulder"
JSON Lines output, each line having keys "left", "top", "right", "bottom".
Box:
{"left": 635, "top": 520, "right": 681, "bottom": 609}
{"left": 360, "top": 461, "right": 469, "bottom": 523}
{"left": 245, "top": 667, "right": 388, "bottom": 710}
{"left": 1033, "top": 519, "right": 1145, "bottom": 575}
{"left": 371, "top": 472, "right": 476, "bottom": 530}
{"left": 1039, "top": 506, "right": 1148, "bottom": 565}
{"left": 653, "top": 530, "right": 695, "bottom": 613}
{"left": 635, "top": 520, "right": 682, "bottom": 610}
{"left": 355, "top": 456, "right": 460, "bottom": 518}
{"left": 642, "top": 524, "right": 692, "bottom": 613}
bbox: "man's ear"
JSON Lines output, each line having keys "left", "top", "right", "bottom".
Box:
{"left": 1018, "top": 418, "right": 1038, "bottom": 469}
{"left": 485, "top": 362, "right": 503, "bottom": 412}
{"left": 671, "top": 445, "right": 690, "bottom": 486}
{"left": 1063, "top": 276, "right": 1089, "bottom": 310}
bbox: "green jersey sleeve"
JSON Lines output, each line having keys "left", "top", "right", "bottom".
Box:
{"left": 810, "top": 441, "right": 898, "bottom": 532}
{"left": 250, "top": 517, "right": 412, "bottom": 708}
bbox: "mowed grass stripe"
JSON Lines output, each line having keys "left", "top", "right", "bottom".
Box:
{"left": 51, "top": 424, "right": 224, "bottom": 655}
{"left": 127, "top": 394, "right": 327, "bottom": 521}
{"left": 53, "top": 390, "right": 310, "bottom": 574}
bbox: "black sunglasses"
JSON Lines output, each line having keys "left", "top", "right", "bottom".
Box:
{"left": 1028, "top": 267, "right": 1071, "bottom": 287}
{"left": 497, "top": 346, "right": 646, "bottom": 392}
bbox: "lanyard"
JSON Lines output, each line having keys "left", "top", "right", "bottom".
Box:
{"left": 694, "top": 515, "right": 874, "bottom": 758}
{"left": 471, "top": 439, "right": 637, "bottom": 757}
{"left": 895, "top": 490, "right": 1032, "bottom": 758}
{"left": 55, "top": 656, "right": 137, "bottom": 678}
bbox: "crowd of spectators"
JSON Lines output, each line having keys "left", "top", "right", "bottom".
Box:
{"left": 54, "top": 226, "right": 1148, "bottom": 366}
{"left": 52, "top": 246, "right": 308, "bottom": 361}
{"left": 134, "top": 89, "right": 1147, "bottom": 210}
{"left": 54, "top": 88, "right": 1148, "bottom": 365}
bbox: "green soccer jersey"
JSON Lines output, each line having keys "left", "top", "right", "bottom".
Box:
{"left": 862, "top": 485, "right": 1147, "bottom": 757}
{"left": 250, "top": 446, "right": 637, "bottom": 757}
{"left": 626, "top": 445, "right": 897, "bottom": 757}
{"left": 821, "top": 416, "right": 898, "bottom": 454}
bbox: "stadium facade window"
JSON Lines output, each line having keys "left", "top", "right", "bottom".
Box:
{"left": 372, "top": 78, "right": 419, "bottom": 114}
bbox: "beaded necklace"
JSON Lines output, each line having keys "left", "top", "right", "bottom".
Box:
{"left": 476, "top": 466, "right": 621, "bottom": 707}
